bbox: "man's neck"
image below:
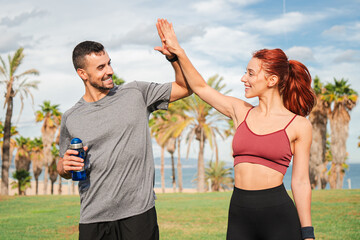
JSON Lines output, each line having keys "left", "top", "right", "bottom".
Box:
{"left": 83, "top": 86, "right": 111, "bottom": 102}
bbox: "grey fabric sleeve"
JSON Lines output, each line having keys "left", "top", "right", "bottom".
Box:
{"left": 59, "top": 115, "right": 71, "bottom": 158}
{"left": 134, "top": 81, "right": 172, "bottom": 112}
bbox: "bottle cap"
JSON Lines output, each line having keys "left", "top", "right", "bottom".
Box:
{"left": 71, "top": 138, "right": 82, "bottom": 144}
{"left": 70, "top": 138, "right": 83, "bottom": 149}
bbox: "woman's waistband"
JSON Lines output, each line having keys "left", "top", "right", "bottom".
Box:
{"left": 231, "top": 183, "right": 292, "bottom": 208}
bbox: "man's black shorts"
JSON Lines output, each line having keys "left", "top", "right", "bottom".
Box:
{"left": 79, "top": 207, "right": 159, "bottom": 240}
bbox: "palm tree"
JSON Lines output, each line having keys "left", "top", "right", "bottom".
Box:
{"left": 14, "top": 136, "right": 31, "bottom": 172}
{"left": 54, "top": 128, "right": 62, "bottom": 194}
{"left": 0, "top": 121, "right": 19, "bottom": 169}
{"left": 183, "top": 75, "right": 231, "bottom": 192}
{"left": 166, "top": 138, "right": 177, "bottom": 192}
{"left": 0, "top": 47, "right": 39, "bottom": 195}
{"left": 49, "top": 143, "right": 59, "bottom": 195}
{"left": 149, "top": 111, "right": 168, "bottom": 193}
{"left": 35, "top": 101, "right": 61, "bottom": 194}
{"left": 30, "top": 137, "right": 43, "bottom": 195}
{"left": 150, "top": 101, "right": 193, "bottom": 192}
{"left": 205, "top": 160, "right": 233, "bottom": 191}
{"left": 112, "top": 73, "right": 125, "bottom": 85}
{"left": 11, "top": 169, "right": 31, "bottom": 195}
{"left": 308, "top": 76, "right": 329, "bottom": 189}
{"left": 322, "top": 78, "right": 358, "bottom": 189}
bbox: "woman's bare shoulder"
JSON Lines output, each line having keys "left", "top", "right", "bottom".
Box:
{"left": 231, "top": 98, "right": 253, "bottom": 125}
{"left": 293, "top": 115, "right": 312, "bottom": 137}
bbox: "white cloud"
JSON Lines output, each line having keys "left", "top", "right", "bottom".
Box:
{"left": 192, "top": 0, "right": 261, "bottom": 14}
{"left": 105, "top": 23, "right": 206, "bottom": 50}
{"left": 0, "top": 31, "right": 22, "bottom": 52}
{"left": 333, "top": 50, "right": 360, "bottom": 63}
{"left": 323, "top": 25, "right": 346, "bottom": 36}
{"left": 286, "top": 46, "right": 315, "bottom": 62}
{"left": 244, "top": 11, "right": 326, "bottom": 35}
{"left": 228, "top": 0, "right": 262, "bottom": 5}
{"left": 0, "top": 9, "right": 47, "bottom": 27}
{"left": 190, "top": 0, "right": 257, "bottom": 22}
{"left": 323, "top": 22, "right": 360, "bottom": 43}
{"left": 192, "top": 0, "right": 227, "bottom": 14}
{"left": 189, "top": 26, "right": 263, "bottom": 62}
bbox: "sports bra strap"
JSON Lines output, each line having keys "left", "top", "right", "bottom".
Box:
{"left": 244, "top": 106, "right": 254, "bottom": 121}
{"left": 284, "top": 114, "right": 297, "bottom": 129}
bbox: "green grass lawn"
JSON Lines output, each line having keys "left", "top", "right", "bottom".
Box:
{"left": 0, "top": 189, "right": 359, "bottom": 240}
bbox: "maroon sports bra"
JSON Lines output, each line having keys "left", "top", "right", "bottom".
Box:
{"left": 232, "top": 107, "right": 296, "bottom": 175}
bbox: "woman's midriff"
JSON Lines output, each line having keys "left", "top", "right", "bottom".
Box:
{"left": 234, "top": 163, "right": 284, "bottom": 190}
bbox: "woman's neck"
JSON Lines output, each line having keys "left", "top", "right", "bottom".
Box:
{"left": 257, "top": 90, "right": 287, "bottom": 116}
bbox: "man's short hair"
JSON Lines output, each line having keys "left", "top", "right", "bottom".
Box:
{"left": 72, "top": 41, "right": 104, "bottom": 70}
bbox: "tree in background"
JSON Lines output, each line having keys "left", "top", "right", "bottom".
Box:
{"left": 166, "top": 138, "right": 177, "bottom": 192}
{"left": 205, "top": 160, "right": 233, "bottom": 192}
{"left": 112, "top": 74, "right": 125, "bottom": 85}
{"left": 49, "top": 143, "right": 59, "bottom": 195}
{"left": 30, "top": 137, "right": 43, "bottom": 195}
{"left": 35, "top": 101, "right": 61, "bottom": 194}
{"left": 150, "top": 101, "right": 192, "bottom": 192}
{"left": 150, "top": 111, "right": 168, "bottom": 193}
{"left": 323, "top": 78, "right": 358, "bottom": 189}
{"left": 11, "top": 169, "right": 31, "bottom": 195}
{"left": 14, "top": 136, "right": 31, "bottom": 172}
{"left": 308, "top": 76, "right": 329, "bottom": 189}
{"left": 0, "top": 122, "right": 19, "bottom": 168}
{"left": 183, "top": 75, "right": 231, "bottom": 192}
{"left": 0, "top": 47, "right": 39, "bottom": 195}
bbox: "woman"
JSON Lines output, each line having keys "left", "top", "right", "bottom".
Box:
{"left": 155, "top": 19, "right": 316, "bottom": 240}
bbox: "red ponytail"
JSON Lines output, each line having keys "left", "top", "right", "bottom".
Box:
{"left": 253, "top": 49, "right": 316, "bottom": 116}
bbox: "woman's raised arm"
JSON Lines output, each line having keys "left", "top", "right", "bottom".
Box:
{"left": 155, "top": 18, "right": 251, "bottom": 121}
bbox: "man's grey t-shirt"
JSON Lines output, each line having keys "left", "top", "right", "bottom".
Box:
{"left": 59, "top": 81, "right": 172, "bottom": 224}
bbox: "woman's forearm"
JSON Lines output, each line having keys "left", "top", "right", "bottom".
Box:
{"left": 291, "top": 181, "right": 312, "bottom": 227}
{"left": 175, "top": 48, "right": 208, "bottom": 94}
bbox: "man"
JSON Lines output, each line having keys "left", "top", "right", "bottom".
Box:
{"left": 57, "top": 40, "right": 191, "bottom": 240}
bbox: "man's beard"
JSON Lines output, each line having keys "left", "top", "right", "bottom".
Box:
{"left": 90, "top": 79, "right": 113, "bottom": 91}
{"left": 89, "top": 76, "right": 114, "bottom": 91}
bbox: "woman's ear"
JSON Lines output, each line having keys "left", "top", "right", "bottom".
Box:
{"left": 267, "top": 75, "right": 279, "bottom": 87}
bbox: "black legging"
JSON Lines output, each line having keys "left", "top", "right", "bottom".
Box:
{"left": 226, "top": 184, "right": 302, "bottom": 240}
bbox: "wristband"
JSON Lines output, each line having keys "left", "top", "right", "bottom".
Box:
{"left": 166, "top": 55, "right": 178, "bottom": 62}
{"left": 301, "top": 226, "right": 315, "bottom": 239}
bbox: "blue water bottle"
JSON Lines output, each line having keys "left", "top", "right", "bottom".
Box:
{"left": 70, "top": 138, "right": 86, "bottom": 181}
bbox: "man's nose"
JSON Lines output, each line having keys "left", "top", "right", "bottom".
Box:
{"left": 107, "top": 65, "right": 114, "bottom": 75}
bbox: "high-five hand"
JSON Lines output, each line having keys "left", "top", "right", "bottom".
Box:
{"left": 155, "top": 18, "right": 182, "bottom": 56}
{"left": 154, "top": 19, "right": 173, "bottom": 57}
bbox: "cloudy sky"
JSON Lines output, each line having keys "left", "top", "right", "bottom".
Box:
{"left": 1, "top": 0, "right": 359, "bottom": 163}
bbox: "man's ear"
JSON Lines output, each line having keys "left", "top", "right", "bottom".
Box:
{"left": 267, "top": 75, "right": 279, "bottom": 87}
{"left": 77, "top": 68, "right": 87, "bottom": 81}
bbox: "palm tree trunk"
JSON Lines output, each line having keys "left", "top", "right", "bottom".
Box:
{"left": 329, "top": 106, "right": 349, "bottom": 189}
{"left": 58, "top": 177, "right": 62, "bottom": 195}
{"left": 1, "top": 92, "right": 13, "bottom": 195}
{"left": 309, "top": 100, "right": 328, "bottom": 189}
{"left": 215, "top": 139, "right": 219, "bottom": 168}
{"left": 170, "top": 153, "right": 176, "bottom": 193}
{"left": 35, "top": 177, "right": 39, "bottom": 195}
{"left": 42, "top": 127, "right": 56, "bottom": 195}
{"left": 161, "top": 146, "right": 165, "bottom": 193}
{"left": 51, "top": 182, "right": 54, "bottom": 195}
{"left": 72, "top": 181, "right": 76, "bottom": 195}
{"left": 177, "top": 138, "right": 183, "bottom": 193}
{"left": 42, "top": 142, "right": 51, "bottom": 195}
{"left": 197, "top": 137, "right": 205, "bottom": 193}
